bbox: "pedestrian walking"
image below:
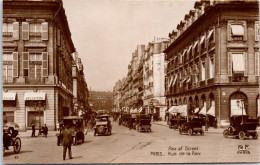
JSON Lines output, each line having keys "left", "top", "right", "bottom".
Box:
{"left": 205, "top": 115, "right": 209, "bottom": 131}
{"left": 62, "top": 125, "right": 73, "bottom": 160}
{"left": 42, "top": 124, "right": 48, "bottom": 138}
{"left": 31, "top": 123, "right": 36, "bottom": 137}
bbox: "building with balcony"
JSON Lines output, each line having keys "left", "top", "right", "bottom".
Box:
{"left": 143, "top": 38, "right": 169, "bottom": 119}
{"left": 72, "top": 52, "right": 89, "bottom": 117}
{"left": 164, "top": 0, "right": 259, "bottom": 124}
{"left": 113, "top": 79, "right": 122, "bottom": 112}
{"left": 2, "top": 0, "right": 87, "bottom": 131}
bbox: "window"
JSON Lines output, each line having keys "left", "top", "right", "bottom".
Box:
{"left": 2, "top": 22, "right": 19, "bottom": 41}
{"left": 29, "top": 23, "right": 42, "bottom": 41}
{"left": 228, "top": 22, "right": 247, "bottom": 41}
{"left": 2, "top": 52, "right": 18, "bottom": 83}
{"left": 29, "top": 54, "right": 42, "bottom": 79}
{"left": 209, "top": 56, "right": 214, "bottom": 78}
{"left": 201, "top": 61, "right": 206, "bottom": 81}
{"left": 228, "top": 52, "right": 248, "bottom": 82}
{"left": 255, "top": 52, "right": 259, "bottom": 76}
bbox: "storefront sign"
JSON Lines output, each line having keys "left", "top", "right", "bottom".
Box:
{"left": 24, "top": 92, "right": 46, "bottom": 100}
{"left": 2, "top": 93, "right": 16, "bottom": 100}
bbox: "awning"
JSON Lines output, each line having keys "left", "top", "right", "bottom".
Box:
{"left": 231, "top": 24, "right": 244, "bottom": 36}
{"left": 187, "top": 45, "right": 192, "bottom": 54}
{"left": 138, "top": 107, "right": 143, "bottom": 113}
{"left": 3, "top": 93, "right": 16, "bottom": 101}
{"left": 168, "top": 106, "right": 179, "bottom": 115}
{"left": 182, "top": 49, "right": 187, "bottom": 56}
{"left": 24, "top": 92, "right": 46, "bottom": 100}
{"left": 169, "top": 76, "right": 174, "bottom": 87}
{"left": 181, "top": 78, "right": 186, "bottom": 84}
{"left": 172, "top": 75, "right": 177, "bottom": 87}
{"left": 198, "top": 106, "right": 206, "bottom": 115}
{"left": 194, "top": 107, "right": 200, "bottom": 113}
{"left": 178, "top": 105, "right": 187, "bottom": 116}
{"left": 186, "top": 77, "right": 191, "bottom": 83}
{"left": 192, "top": 40, "right": 198, "bottom": 49}
{"left": 232, "top": 53, "right": 244, "bottom": 72}
{"left": 200, "top": 35, "right": 206, "bottom": 44}
{"left": 207, "top": 106, "right": 215, "bottom": 116}
{"left": 207, "top": 29, "right": 214, "bottom": 39}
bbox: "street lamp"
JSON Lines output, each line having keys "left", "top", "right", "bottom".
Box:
{"left": 236, "top": 99, "right": 244, "bottom": 123}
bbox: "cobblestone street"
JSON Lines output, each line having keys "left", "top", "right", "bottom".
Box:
{"left": 3, "top": 121, "right": 260, "bottom": 164}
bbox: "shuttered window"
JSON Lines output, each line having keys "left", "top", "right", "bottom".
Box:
{"left": 42, "top": 52, "right": 48, "bottom": 77}
{"left": 22, "top": 22, "right": 29, "bottom": 40}
{"left": 41, "top": 22, "right": 48, "bottom": 40}
{"left": 12, "top": 52, "right": 18, "bottom": 77}
{"left": 12, "top": 22, "right": 19, "bottom": 40}
{"left": 22, "top": 52, "right": 29, "bottom": 76}
{"left": 255, "top": 52, "right": 259, "bottom": 76}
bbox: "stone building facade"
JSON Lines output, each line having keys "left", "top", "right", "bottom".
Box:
{"left": 2, "top": 0, "right": 89, "bottom": 130}
{"left": 164, "top": 0, "right": 259, "bottom": 124}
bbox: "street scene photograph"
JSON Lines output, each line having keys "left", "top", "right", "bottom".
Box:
{"left": 2, "top": 0, "right": 260, "bottom": 164}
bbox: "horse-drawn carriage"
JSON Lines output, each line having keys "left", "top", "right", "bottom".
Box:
{"left": 223, "top": 115, "right": 258, "bottom": 140}
{"left": 3, "top": 122, "right": 21, "bottom": 154}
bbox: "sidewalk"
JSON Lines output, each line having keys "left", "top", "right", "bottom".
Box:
{"left": 18, "top": 130, "right": 59, "bottom": 138}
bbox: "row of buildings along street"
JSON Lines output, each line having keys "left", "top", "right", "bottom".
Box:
{"left": 113, "top": 0, "right": 260, "bottom": 126}
{"left": 2, "top": 0, "right": 89, "bottom": 131}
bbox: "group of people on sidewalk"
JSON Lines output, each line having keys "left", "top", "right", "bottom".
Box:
{"left": 31, "top": 123, "right": 48, "bottom": 138}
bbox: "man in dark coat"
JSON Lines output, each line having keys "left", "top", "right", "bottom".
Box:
{"left": 31, "top": 123, "right": 36, "bottom": 137}
{"left": 62, "top": 125, "right": 72, "bottom": 160}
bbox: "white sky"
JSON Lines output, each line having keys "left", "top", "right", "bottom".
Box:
{"left": 63, "top": 0, "right": 196, "bottom": 91}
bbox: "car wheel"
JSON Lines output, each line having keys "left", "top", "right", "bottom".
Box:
{"left": 253, "top": 132, "right": 258, "bottom": 139}
{"left": 188, "top": 129, "right": 193, "bottom": 136}
{"left": 13, "top": 137, "right": 21, "bottom": 154}
{"left": 223, "top": 129, "right": 229, "bottom": 138}
{"left": 179, "top": 128, "right": 182, "bottom": 135}
{"left": 239, "top": 131, "right": 245, "bottom": 140}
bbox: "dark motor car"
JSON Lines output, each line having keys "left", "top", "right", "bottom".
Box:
{"left": 94, "top": 115, "right": 112, "bottom": 136}
{"left": 136, "top": 114, "right": 152, "bottom": 132}
{"left": 179, "top": 116, "right": 204, "bottom": 136}
{"left": 168, "top": 114, "right": 186, "bottom": 130}
{"left": 3, "top": 122, "right": 21, "bottom": 154}
{"left": 56, "top": 116, "right": 85, "bottom": 146}
{"left": 223, "top": 115, "right": 258, "bottom": 140}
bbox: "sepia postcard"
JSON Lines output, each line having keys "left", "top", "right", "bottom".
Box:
{"left": 1, "top": 0, "right": 260, "bottom": 164}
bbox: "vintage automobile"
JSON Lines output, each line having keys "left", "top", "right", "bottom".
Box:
{"left": 94, "top": 115, "right": 112, "bottom": 136}
{"left": 168, "top": 114, "right": 186, "bottom": 130}
{"left": 223, "top": 115, "right": 258, "bottom": 140}
{"left": 136, "top": 114, "right": 152, "bottom": 132}
{"left": 56, "top": 116, "right": 85, "bottom": 146}
{"left": 179, "top": 116, "right": 204, "bottom": 136}
{"left": 3, "top": 122, "right": 21, "bottom": 154}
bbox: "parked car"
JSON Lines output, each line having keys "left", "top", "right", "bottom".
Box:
{"left": 136, "top": 114, "right": 152, "bottom": 132}
{"left": 56, "top": 116, "right": 85, "bottom": 146}
{"left": 223, "top": 115, "right": 258, "bottom": 140}
{"left": 179, "top": 116, "right": 204, "bottom": 136}
{"left": 94, "top": 115, "right": 112, "bottom": 136}
{"left": 3, "top": 122, "right": 21, "bottom": 154}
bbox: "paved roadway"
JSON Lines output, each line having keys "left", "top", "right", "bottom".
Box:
{"left": 3, "top": 121, "right": 260, "bottom": 164}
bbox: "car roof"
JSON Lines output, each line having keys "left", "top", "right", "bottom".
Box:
{"left": 62, "top": 116, "right": 83, "bottom": 120}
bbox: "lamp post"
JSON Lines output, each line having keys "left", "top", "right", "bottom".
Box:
{"left": 236, "top": 99, "right": 244, "bottom": 123}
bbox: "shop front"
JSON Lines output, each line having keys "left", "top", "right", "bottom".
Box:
{"left": 3, "top": 92, "right": 16, "bottom": 123}
{"left": 24, "top": 92, "right": 46, "bottom": 129}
